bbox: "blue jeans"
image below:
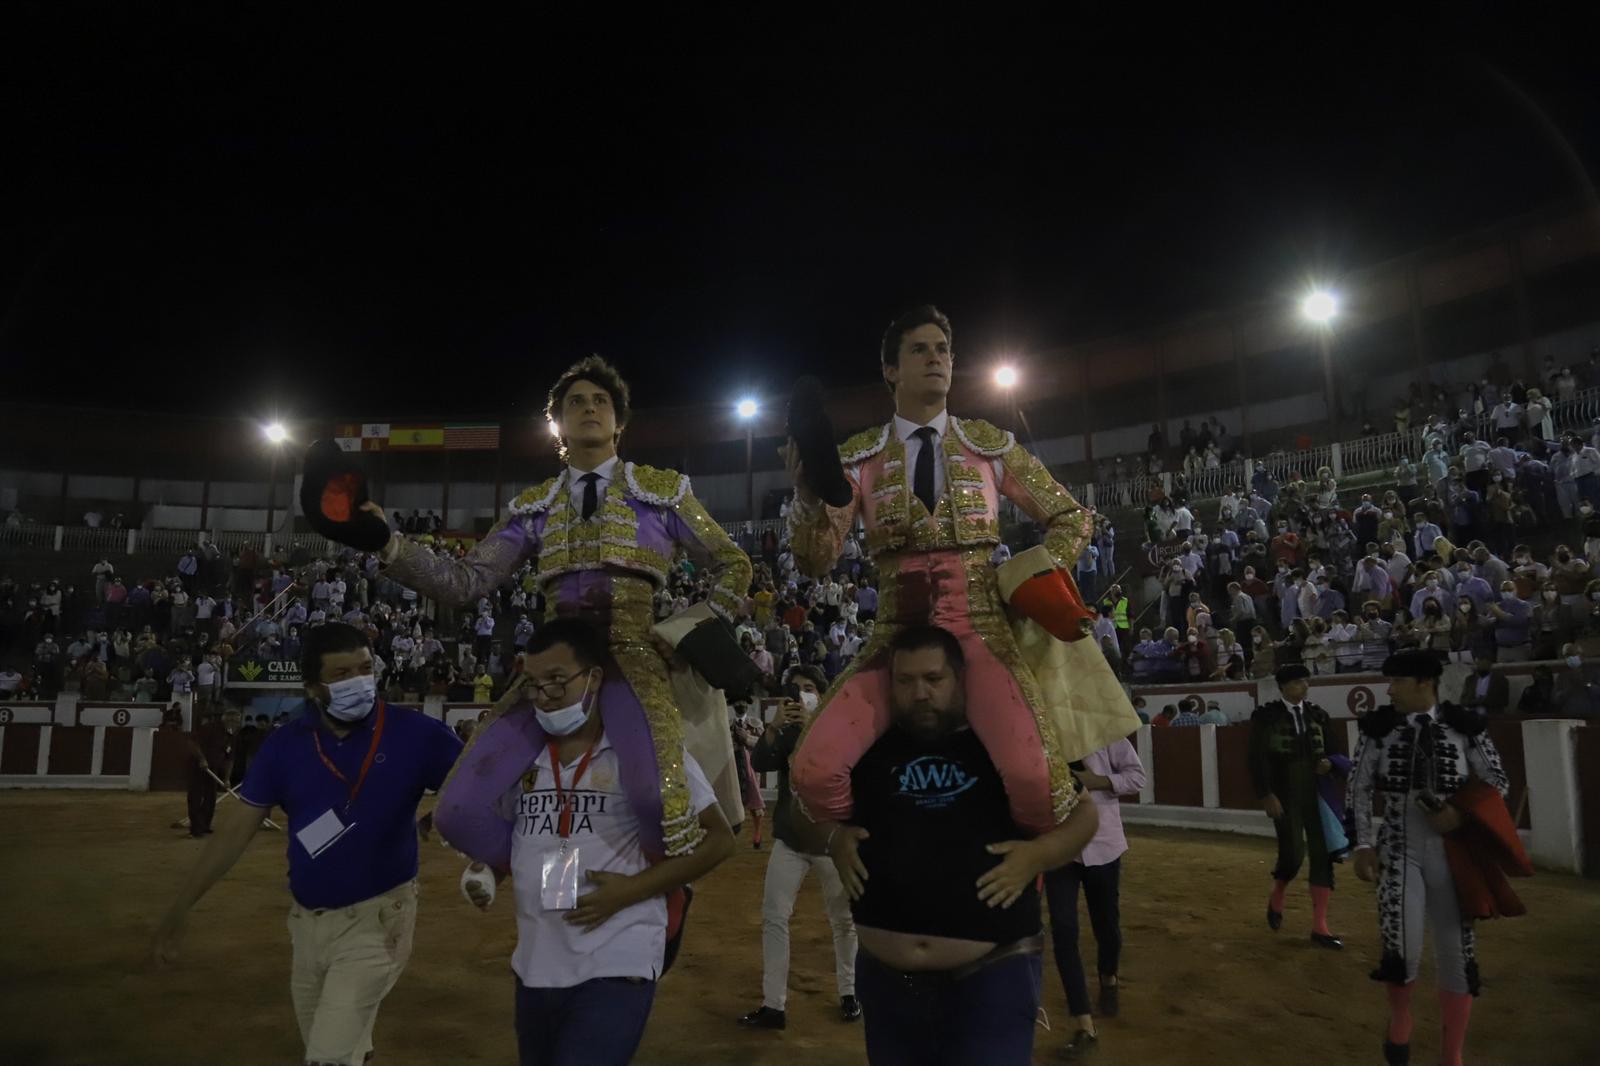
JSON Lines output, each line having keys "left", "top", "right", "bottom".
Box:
{"left": 855, "top": 946, "right": 1041, "bottom": 1066}
{"left": 514, "top": 975, "right": 656, "bottom": 1066}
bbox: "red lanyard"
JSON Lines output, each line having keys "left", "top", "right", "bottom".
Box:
{"left": 312, "top": 702, "right": 387, "bottom": 812}
{"left": 548, "top": 739, "right": 600, "bottom": 838}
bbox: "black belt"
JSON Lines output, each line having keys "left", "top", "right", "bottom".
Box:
{"left": 866, "top": 933, "right": 1044, "bottom": 992}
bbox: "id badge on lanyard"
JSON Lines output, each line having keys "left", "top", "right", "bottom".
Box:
{"left": 541, "top": 740, "right": 597, "bottom": 911}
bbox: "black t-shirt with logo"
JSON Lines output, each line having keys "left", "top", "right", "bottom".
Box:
{"left": 849, "top": 723, "right": 1040, "bottom": 944}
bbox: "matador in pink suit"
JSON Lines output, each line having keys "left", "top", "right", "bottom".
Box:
{"left": 787, "top": 305, "right": 1138, "bottom": 834}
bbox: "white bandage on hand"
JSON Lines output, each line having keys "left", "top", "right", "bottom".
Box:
{"left": 460, "top": 863, "right": 496, "bottom": 908}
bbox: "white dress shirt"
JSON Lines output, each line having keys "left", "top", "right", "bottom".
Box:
{"left": 569, "top": 455, "right": 621, "bottom": 514}
{"left": 893, "top": 410, "right": 951, "bottom": 503}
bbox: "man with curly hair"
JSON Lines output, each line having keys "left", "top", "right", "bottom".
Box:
{"left": 364, "top": 355, "right": 752, "bottom": 866}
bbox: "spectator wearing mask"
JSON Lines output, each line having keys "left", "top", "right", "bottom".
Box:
{"left": 1355, "top": 603, "right": 1393, "bottom": 671}
{"left": 1409, "top": 572, "right": 1455, "bottom": 621}
{"left": 1302, "top": 619, "right": 1335, "bottom": 676}
{"left": 1448, "top": 599, "right": 1495, "bottom": 666}
{"left": 1452, "top": 563, "right": 1495, "bottom": 613}
{"left": 1269, "top": 524, "right": 1301, "bottom": 568}
{"left": 740, "top": 665, "right": 861, "bottom": 1031}
{"left": 1248, "top": 625, "right": 1277, "bottom": 679}
{"left": 1394, "top": 457, "right": 1420, "bottom": 505}
{"left": 1555, "top": 644, "right": 1600, "bottom": 715}
{"left": 1127, "top": 629, "right": 1164, "bottom": 682}
{"left": 1485, "top": 583, "right": 1533, "bottom": 662}
{"left": 1352, "top": 555, "right": 1394, "bottom": 610}
{"left": 1414, "top": 597, "right": 1451, "bottom": 658}
{"left": 1312, "top": 576, "right": 1344, "bottom": 621}
{"left": 1327, "top": 612, "right": 1362, "bottom": 673}
{"left": 1178, "top": 627, "right": 1215, "bottom": 681}
{"left": 152, "top": 624, "right": 465, "bottom": 1066}
{"left": 1531, "top": 582, "right": 1569, "bottom": 660}
{"left": 1410, "top": 514, "right": 1443, "bottom": 559}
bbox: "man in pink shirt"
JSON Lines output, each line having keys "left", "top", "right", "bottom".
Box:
{"left": 1046, "top": 737, "right": 1147, "bottom": 1060}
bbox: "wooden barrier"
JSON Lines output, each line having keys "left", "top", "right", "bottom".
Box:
{"left": 1577, "top": 727, "right": 1600, "bottom": 879}
{"left": 1214, "top": 726, "right": 1257, "bottom": 811}
{"left": 1150, "top": 727, "right": 1204, "bottom": 807}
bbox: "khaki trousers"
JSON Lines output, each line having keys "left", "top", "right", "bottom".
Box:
{"left": 287, "top": 880, "right": 418, "bottom": 1066}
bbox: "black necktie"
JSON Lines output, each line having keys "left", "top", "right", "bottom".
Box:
{"left": 913, "top": 427, "right": 938, "bottom": 516}
{"left": 580, "top": 472, "right": 600, "bottom": 520}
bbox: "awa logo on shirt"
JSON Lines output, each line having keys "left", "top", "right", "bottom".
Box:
{"left": 894, "top": 756, "right": 977, "bottom": 809}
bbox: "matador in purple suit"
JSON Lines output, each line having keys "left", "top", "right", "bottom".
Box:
{"left": 373, "top": 356, "right": 753, "bottom": 868}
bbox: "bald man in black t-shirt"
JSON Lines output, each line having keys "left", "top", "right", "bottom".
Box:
{"left": 798, "top": 624, "right": 1098, "bottom": 1066}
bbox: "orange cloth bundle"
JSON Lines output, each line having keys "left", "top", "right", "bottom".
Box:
{"left": 996, "top": 546, "right": 1096, "bottom": 643}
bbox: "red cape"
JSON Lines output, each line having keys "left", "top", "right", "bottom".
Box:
{"left": 1445, "top": 778, "right": 1534, "bottom": 920}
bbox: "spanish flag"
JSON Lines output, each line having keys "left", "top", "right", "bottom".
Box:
{"left": 387, "top": 425, "right": 445, "bottom": 449}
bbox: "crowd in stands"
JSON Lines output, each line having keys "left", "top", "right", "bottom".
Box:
{"left": 1087, "top": 349, "right": 1600, "bottom": 510}
{"left": 1092, "top": 392, "right": 1600, "bottom": 715}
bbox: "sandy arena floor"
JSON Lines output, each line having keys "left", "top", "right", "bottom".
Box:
{"left": 0, "top": 791, "right": 1596, "bottom": 1065}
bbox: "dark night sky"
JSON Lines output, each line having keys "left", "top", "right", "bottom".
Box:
{"left": 3, "top": 12, "right": 1596, "bottom": 424}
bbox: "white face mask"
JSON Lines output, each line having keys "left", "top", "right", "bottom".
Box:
{"left": 1567, "top": 656, "right": 1583, "bottom": 669}
{"left": 799, "top": 690, "right": 819, "bottom": 711}
{"left": 536, "top": 673, "right": 595, "bottom": 736}
{"left": 323, "top": 675, "right": 377, "bottom": 722}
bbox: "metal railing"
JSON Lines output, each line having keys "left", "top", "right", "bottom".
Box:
{"left": 0, "top": 522, "right": 62, "bottom": 549}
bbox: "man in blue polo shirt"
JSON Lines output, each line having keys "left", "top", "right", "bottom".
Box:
{"left": 151, "top": 622, "right": 462, "bottom": 1066}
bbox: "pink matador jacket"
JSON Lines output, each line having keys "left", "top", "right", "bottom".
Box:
{"left": 788, "top": 416, "right": 1138, "bottom": 834}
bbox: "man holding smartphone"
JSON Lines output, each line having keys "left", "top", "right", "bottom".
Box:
{"left": 1347, "top": 650, "right": 1511, "bottom": 1066}
{"left": 738, "top": 665, "right": 861, "bottom": 1030}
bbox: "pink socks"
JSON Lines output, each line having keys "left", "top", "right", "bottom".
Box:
{"left": 1386, "top": 983, "right": 1414, "bottom": 1046}
{"left": 1268, "top": 879, "right": 1288, "bottom": 912}
{"left": 1439, "top": 990, "right": 1473, "bottom": 1066}
{"left": 1308, "top": 885, "right": 1332, "bottom": 936}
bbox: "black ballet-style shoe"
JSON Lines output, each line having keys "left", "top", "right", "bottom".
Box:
{"left": 1059, "top": 1029, "right": 1098, "bottom": 1059}
{"left": 738, "top": 1006, "right": 786, "bottom": 1030}
{"left": 1267, "top": 907, "right": 1283, "bottom": 931}
{"left": 1097, "top": 982, "right": 1119, "bottom": 1018}
{"left": 840, "top": 995, "right": 862, "bottom": 1021}
{"left": 1382, "top": 1038, "right": 1409, "bottom": 1065}
{"left": 1310, "top": 932, "right": 1344, "bottom": 950}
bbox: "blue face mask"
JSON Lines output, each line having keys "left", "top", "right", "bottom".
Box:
{"left": 536, "top": 674, "right": 595, "bottom": 736}
{"left": 323, "top": 675, "right": 377, "bottom": 722}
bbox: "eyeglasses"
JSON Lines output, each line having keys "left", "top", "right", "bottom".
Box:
{"left": 527, "top": 671, "right": 593, "bottom": 701}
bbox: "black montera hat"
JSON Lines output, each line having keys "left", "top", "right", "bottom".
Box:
{"left": 787, "top": 376, "right": 855, "bottom": 508}
{"left": 1274, "top": 664, "right": 1310, "bottom": 686}
{"left": 299, "top": 439, "right": 392, "bottom": 552}
{"left": 1382, "top": 649, "right": 1443, "bottom": 681}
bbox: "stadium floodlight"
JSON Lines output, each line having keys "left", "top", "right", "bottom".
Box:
{"left": 736, "top": 398, "right": 759, "bottom": 419}
{"left": 263, "top": 422, "right": 288, "bottom": 444}
{"left": 994, "top": 365, "right": 1019, "bottom": 389}
{"left": 1301, "top": 290, "right": 1338, "bottom": 325}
